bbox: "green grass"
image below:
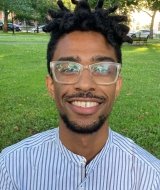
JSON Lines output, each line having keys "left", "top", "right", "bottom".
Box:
{"left": 0, "top": 33, "right": 160, "bottom": 158}
{"left": 111, "top": 44, "right": 160, "bottom": 158}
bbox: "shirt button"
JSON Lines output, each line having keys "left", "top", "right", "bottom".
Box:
{"left": 79, "top": 185, "right": 84, "bottom": 190}
{"left": 81, "top": 158, "right": 86, "bottom": 164}
{"left": 80, "top": 160, "right": 84, "bottom": 164}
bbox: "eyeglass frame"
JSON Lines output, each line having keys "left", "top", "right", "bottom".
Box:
{"left": 50, "top": 61, "right": 121, "bottom": 85}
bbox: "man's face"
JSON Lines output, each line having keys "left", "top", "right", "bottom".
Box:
{"left": 47, "top": 31, "right": 122, "bottom": 134}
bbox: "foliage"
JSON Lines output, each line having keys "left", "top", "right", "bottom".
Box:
{"left": 27, "top": 0, "right": 57, "bottom": 22}
{"left": 137, "top": 0, "right": 160, "bottom": 11}
{"left": 0, "top": 0, "right": 34, "bottom": 18}
{"left": 0, "top": 0, "right": 56, "bottom": 32}
{"left": 88, "top": 0, "right": 138, "bottom": 13}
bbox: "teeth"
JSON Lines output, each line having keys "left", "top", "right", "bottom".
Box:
{"left": 72, "top": 101, "right": 98, "bottom": 108}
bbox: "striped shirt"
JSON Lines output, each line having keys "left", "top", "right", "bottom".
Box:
{"left": 0, "top": 128, "right": 160, "bottom": 190}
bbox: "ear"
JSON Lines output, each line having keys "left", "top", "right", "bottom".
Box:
{"left": 46, "top": 75, "right": 55, "bottom": 99}
{"left": 115, "top": 76, "right": 122, "bottom": 98}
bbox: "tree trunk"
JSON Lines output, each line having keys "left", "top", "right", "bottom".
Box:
{"left": 12, "top": 17, "right": 15, "bottom": 35}
{"left": 150, "top": 11, "right": 157, "bottom": 39}
{"left": 3, "top": 10, "right": 9, "bottom": 32}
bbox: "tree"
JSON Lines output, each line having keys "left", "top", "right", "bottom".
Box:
{"left": 136, "top": 0, "right": 160, "bottom": 38}
{"left": 87, "top": 0, "right": 140, "bottom": 26}
{"left": 0, "top": 0, "right": 35, "bottom": 32}
{"left": 89, "top": 0, "right": 160, "bottom": 38}
{"left": 0, "top": 0, "right": 12, "bottom": 32}
{"left": 88, "top": 0, "right": 138, "bottom": 11}
{"left": 29, "top": 0, "right": 56, "bottom": 22}
{"left": 0, "top": 0, "right": 55, "bottom": 32}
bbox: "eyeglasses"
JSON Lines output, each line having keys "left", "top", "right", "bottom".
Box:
{"left": 50, "top": 61, "right": 121, "bottom": 85}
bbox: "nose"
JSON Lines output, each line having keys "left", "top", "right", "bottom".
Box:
{"left": 74, "top": 69, "right": 96, "bottom": 91}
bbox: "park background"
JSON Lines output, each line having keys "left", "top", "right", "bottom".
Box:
{"left": 0, "top": 0, "right": 160, "bottom": 159}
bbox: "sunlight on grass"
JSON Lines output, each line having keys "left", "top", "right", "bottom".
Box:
{"left": 0, "top": 54, "right": 5, "bottom": 59}
{"left": 127, "top": 47, "right": 160, "bottom": 53}
{"left": 152, "top": 44, "right": 160, "bottom": 49}
{"left": 134, "top": 47, "right": 148, "bottom": 52}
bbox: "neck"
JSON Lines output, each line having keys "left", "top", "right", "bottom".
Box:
{"left": 59, "top": 123, "right": 109, "bottom": 162}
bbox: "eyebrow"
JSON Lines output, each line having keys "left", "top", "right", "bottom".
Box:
{"left": 58, "top": 56, "right": 81, "bottom": 62}
{"left": 91, "top": 56, "right": 116, "bottom": 63}
{"left": 57, "top": 55, "right": 116, "bottom": 63}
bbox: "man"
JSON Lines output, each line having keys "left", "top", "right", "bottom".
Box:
{"left": 0, "top": 0, "right": 159, "bottom": 189}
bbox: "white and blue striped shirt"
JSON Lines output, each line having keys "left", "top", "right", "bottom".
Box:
{"left": 0, "top": 128, "right": 160, "bottom": 190}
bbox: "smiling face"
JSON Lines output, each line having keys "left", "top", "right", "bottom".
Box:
{"left": 46, "top": 31, "right": 122, "bottom": 134}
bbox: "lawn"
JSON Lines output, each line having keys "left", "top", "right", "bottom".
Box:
{"left": 0, "top": 32, "right": 160, "bottom": 158}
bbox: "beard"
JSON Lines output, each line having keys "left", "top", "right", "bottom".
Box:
{"left": 60, "top": 113, "right": 107, "bottom": 134}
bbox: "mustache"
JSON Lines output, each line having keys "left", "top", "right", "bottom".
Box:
{"left": 64, "top": 91, "right": 106, "bottom": 101}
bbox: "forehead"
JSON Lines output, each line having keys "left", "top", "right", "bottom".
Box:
{"left": 53, "top": 31, "right": 117, "bottom": 62}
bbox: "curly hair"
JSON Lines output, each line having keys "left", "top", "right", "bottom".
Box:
{"left": 43, "top": 0, "right": 132, "bottom": 74}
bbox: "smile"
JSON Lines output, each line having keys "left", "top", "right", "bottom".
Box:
{"left": 71, "top": 101, "right": 99, "bottom": 108}
{"left": 65, "top": 93, "right": 105, "bottom": 115}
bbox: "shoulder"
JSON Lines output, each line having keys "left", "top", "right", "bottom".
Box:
{"left": 0, "top": 128, "right": 59, "bottom": 189}
{"left": 0, "top": 128, "right": 58, "bottom": 159}
{"left": 111, "top": 130, "right": 160, "bottom": 174}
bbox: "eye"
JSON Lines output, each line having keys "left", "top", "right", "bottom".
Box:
{"left": 55, "top": 62, "right": 80, "bottom": 74}
{"left": 92, "top": 64, "right": 110, "bottom": 75}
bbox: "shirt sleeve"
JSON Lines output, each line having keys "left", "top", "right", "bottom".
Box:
{"left": 0, "top": 156, "right": 15, "bottom": 190}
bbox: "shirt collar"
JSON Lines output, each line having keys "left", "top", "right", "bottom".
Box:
{"left": 55, "top": 127, "right": 113, "bottom": 170}
{"left": 86, "top": 128, "right": 113, "bottom": 173}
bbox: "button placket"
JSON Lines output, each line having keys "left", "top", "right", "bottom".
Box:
{"left": 81, "top": 158, "right": 86, "bottom": 178}
{"left": 77, "top": 157, "right": 86, "bottom": 190}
